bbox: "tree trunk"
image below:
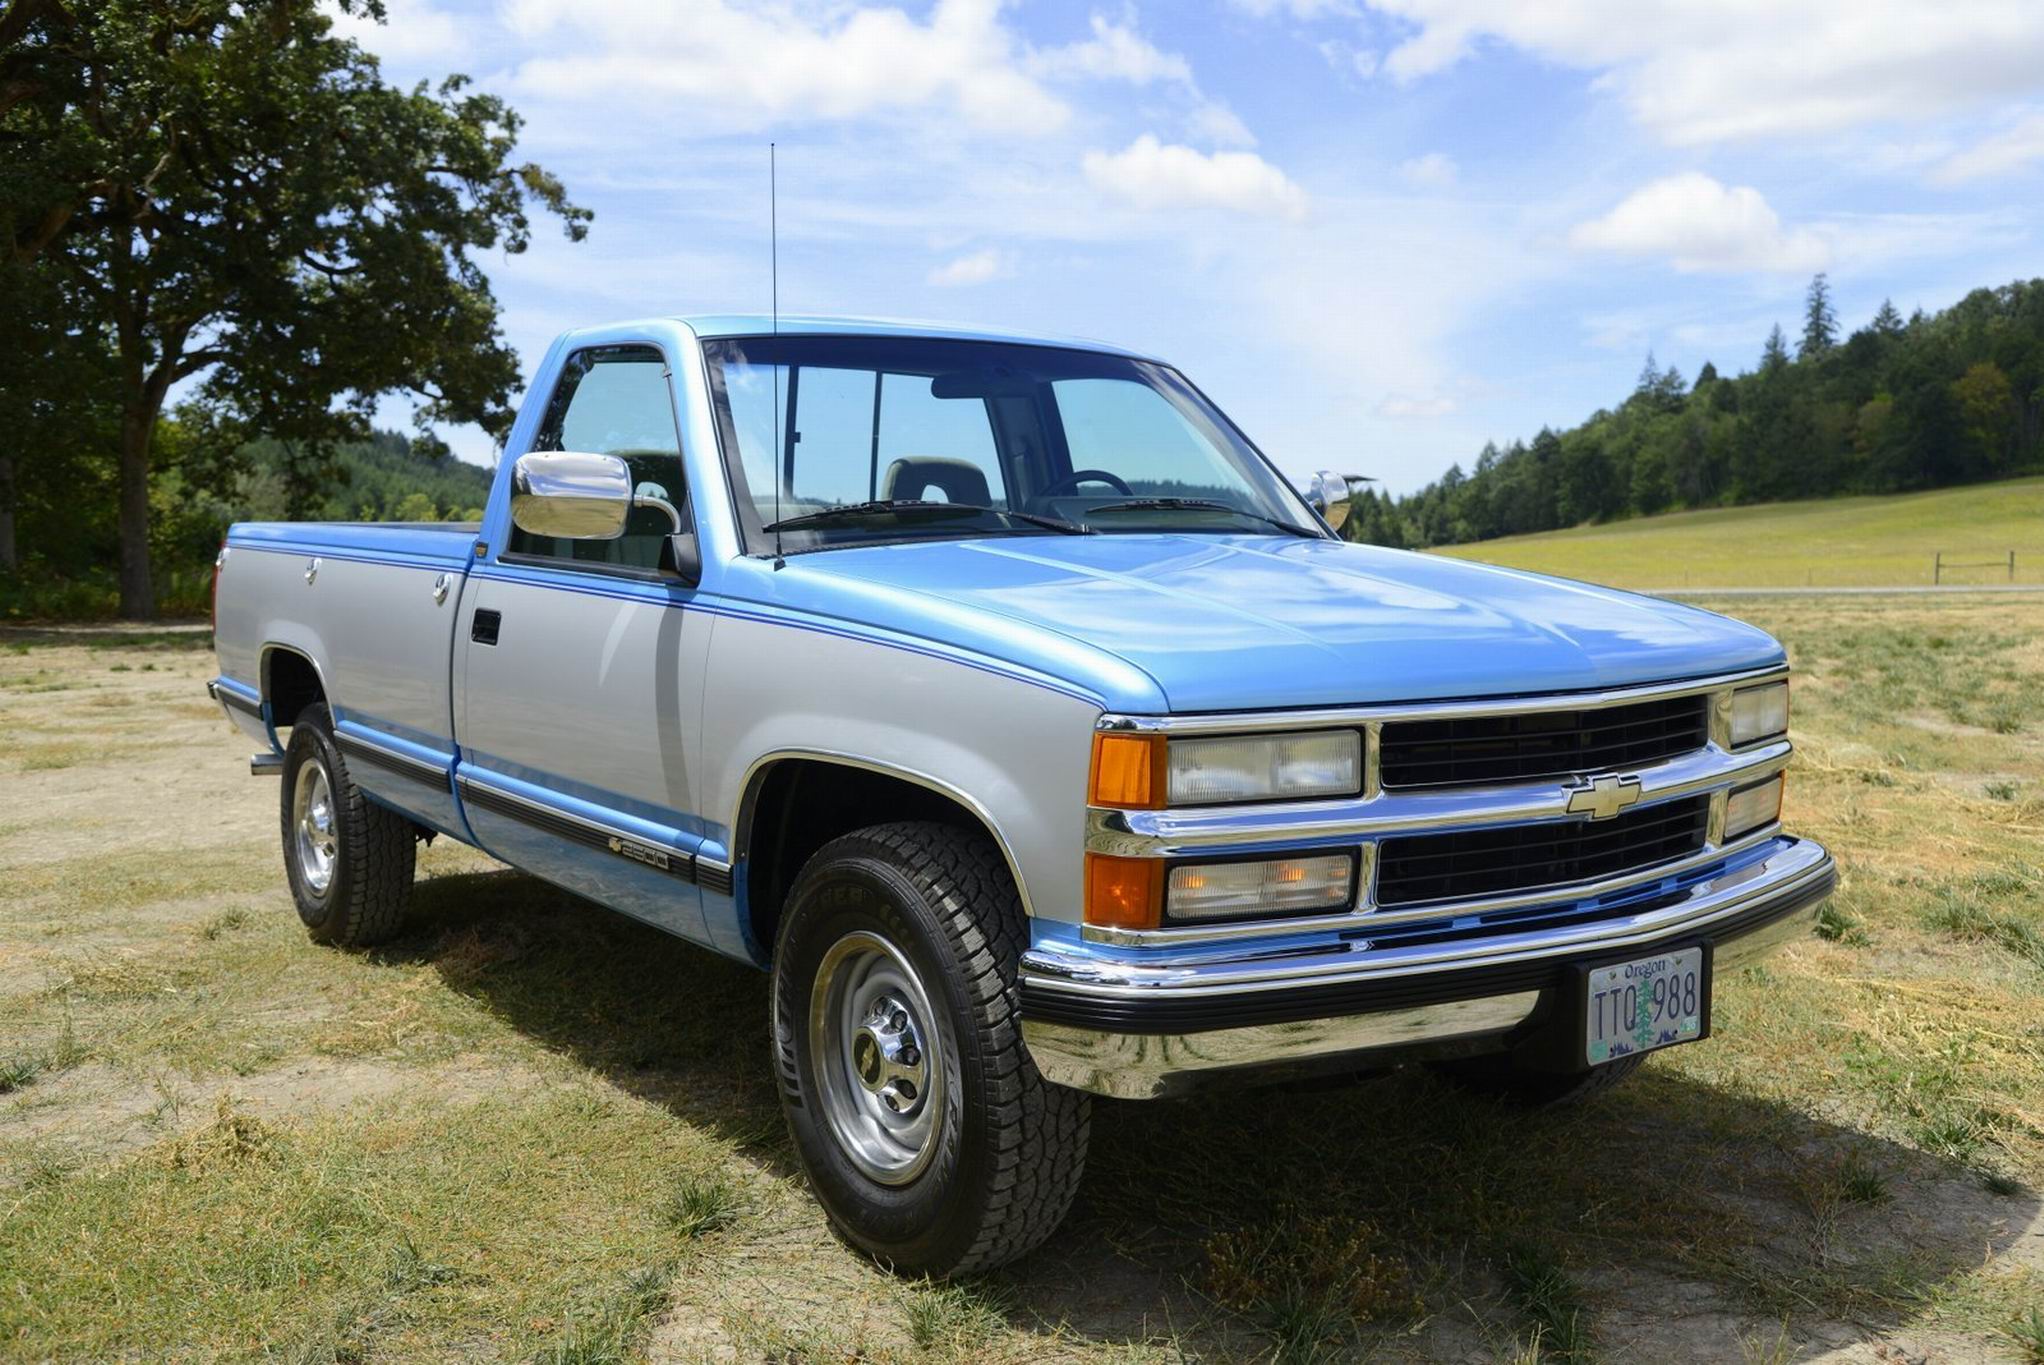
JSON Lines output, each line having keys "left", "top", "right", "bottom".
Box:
{"left": 0, "top": 453, "right": 16, "bottom": 573}
{"left": 117, "top": 404, "right": 154, "bottom": 619}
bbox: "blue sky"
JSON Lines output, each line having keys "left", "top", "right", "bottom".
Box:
{"left": 337, "top": 0, "right": 2044, "bottom": 494}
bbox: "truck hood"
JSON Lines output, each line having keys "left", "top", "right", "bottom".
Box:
{"left": 768, "top": 534, "right": 1784, "bottom": 714}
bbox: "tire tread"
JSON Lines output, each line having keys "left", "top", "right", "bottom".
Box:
{"left": 285, "top": 704, "right": 414, "bottom": 948}
{"left": 780, "top": 820, "right": 1089, "bottom": 1275}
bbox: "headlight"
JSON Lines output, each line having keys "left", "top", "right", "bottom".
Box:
{"left": 1724, "top": 774, "right": 1784, "bottom": 839}
{"left": 1729, "top": 681, "right": 1789, "bottom": 747}
{"left": 1166, "top": 853, "right": 1355, "bottom": 922}
{"left": 1165, "top": 730, "right": 1362, "bottom": 806}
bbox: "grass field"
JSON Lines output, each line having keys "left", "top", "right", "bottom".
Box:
{"left": 2, "top": 603, "right": 2042, "bottom": 1363}
{"left": 1430, "top": 476, "right": 2044, "bottom": 590}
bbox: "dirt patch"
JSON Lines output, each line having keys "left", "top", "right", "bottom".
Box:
{"left": 2, "top": 1054, "right": 550, "bottom": 1178}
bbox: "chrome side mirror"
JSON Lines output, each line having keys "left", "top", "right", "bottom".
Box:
{"left": 1306, "top": 469, "right": 1362, "bottom": 532}
{"left": 509, "top": 451, "right": 685, "bottom": 540}
{"left": 510, "top": 451, "right": 632, "bottom": 540}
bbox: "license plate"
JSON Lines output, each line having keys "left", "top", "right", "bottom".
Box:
{"left": 1585, "top": 947, "right": 1705, "bottom": 1065}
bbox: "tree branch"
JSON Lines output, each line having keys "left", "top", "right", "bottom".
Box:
{"left": 12, "top": 201, "right": 73, "bottom": 264}
{"left": 298, "top": 250, "right": 362, "bottom": 278}
{"left": 171, "top": 346, "right": 230, "bottom": 380}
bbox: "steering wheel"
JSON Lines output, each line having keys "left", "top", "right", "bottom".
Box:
{"left": 1038, "top": 468, "right": 1134, "bottom": 498}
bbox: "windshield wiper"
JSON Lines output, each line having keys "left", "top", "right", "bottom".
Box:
{"left": 763, "top": 499, "right": 1092, "bottom": 535}
{"left": 1083, "top": 498, "right": 1323, "bottom": 539}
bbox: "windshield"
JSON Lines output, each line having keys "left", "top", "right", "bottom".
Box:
{"left": 700, "top": 335, "right": 1320, "bottom": 554}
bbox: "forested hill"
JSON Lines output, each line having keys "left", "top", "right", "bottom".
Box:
{"left": 2, "top": 427, "right": 496, "bottom": 619}
{"left": 239, "top": 431, "right": 495, "bottom": 524}
{"left": 1343, "top": 276, "right": 2044, "bottom": 550}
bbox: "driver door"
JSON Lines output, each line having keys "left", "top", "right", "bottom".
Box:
{"left": 455, "top": 344, "right": 717, "bottom": 947}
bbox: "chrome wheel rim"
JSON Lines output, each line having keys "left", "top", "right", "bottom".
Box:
{"left": 809, "top": 930, "right": 947, "bottom": 1186}
{"left": 292, "top": 757, "right": 338, "bottom": 896}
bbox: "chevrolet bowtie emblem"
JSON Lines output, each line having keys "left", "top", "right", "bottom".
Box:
{"left": 1565, "top": 773, "right": 1643, "bottom": 821}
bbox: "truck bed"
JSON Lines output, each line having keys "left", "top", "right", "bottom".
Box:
{"left": 214, "top": 518, "right": 479, "bottom": 838}
{"left": 226, "top": 520, "right": 481, "bottom": 568}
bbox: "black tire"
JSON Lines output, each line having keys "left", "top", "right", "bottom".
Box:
{"left": 280, "top": 702, "right": 415, "bottom": 948}
{"left": 771, "top": 821, "right": 1090, "bottom": 1276}
{"left": 1434, "top": 1051, "right": 1646, "bottom": 1107}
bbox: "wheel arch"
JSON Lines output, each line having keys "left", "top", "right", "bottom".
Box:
{"left": 733, "top": 750, "right": 1036, "bottom": 964}
{"left": 260, "top": 642, "right": 331, "bottom": 731}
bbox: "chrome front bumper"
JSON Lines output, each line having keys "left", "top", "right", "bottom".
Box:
{"left": 1020, "top": 836, "right": 1834, "bottom": 1099}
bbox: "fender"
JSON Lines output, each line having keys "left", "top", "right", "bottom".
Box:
{"left": 734, "top": 747, "right": 1041, "bottom": 923}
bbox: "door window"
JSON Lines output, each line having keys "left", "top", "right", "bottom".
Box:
{"left": 509, "top": 346, "right": 688, "bottom": 572}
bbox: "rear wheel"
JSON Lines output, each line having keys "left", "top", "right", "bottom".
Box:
{"left": 1433, "top": 1051, "right": 1646, "bottom": 1107}
{"left": 771, "top": 822, "right": 1089, "bottom": 1276}
{"left": 280, "top": 703, "right": 415, "bottom": 947}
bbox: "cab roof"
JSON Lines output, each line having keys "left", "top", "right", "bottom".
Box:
{"left": 673, "top": 313, "right": 1155, "bottom": 360}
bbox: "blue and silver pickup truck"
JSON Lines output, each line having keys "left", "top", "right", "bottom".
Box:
{"left": 209, "top": 315, "right": 1835, "bottom": 1275}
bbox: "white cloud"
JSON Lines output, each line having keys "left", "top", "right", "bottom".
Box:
{"left": 1031, "top": 13, "right": 1191, "bottom": 86}
{"left": 1189, "top": 101, "right": 1258, "bottom": 148}
{"left": 325, "top": 0, "right": 462, "bottom": 63}
{"left": 502, "top": 0, "right": 1069, "bottom": 134}
{"left": 1082, "top": 136, "right": 1309, "bottom": 218}
{"left": 1231, "top": 0, "right": 1358, "bottom": 16}
{"left": 1580, "top": 312, "right": 1650, "bottom": 353}
{"left": 1377, "top": 394, "right": 1456, "bottom": 418}
{"left": 1398, "top": 152, "right": 1456, "bottom": 186}
{"left": 1933, "top": 112, "right": 2044, "bottom": 183}
{"left": 1569, "top": 173, "right": 1828, "bottom": 274}
{"left": 1351, "top": 0, "right": 2044, "bottom": 146}
{"left": 1317, "top": 39, "right": 1379, "bottom": 78}
{"left": 927, "top": 248, "right": 1014, "bottom": 286}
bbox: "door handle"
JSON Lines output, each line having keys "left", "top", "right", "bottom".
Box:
{"left": 432, "top": 573, "right": 452, "bottom": 605}
{"left": 471, "top": 609, "right": 502, "bottom": 646}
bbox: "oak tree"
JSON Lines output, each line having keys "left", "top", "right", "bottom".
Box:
{"left": 2, "top": 0, "right": 588, "bottom": 615}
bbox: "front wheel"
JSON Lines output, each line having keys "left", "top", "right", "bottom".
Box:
{"left": 771, "top": 822, "right": 1090, "bottom": 1276}
{"left": 280, "top": 703, "right": 415, "bottom": 947}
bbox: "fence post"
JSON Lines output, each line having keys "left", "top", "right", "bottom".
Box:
{"left": 2010, "top": 550, "right": 2017, "bottom": 583}
{"left": 1934, "top": 551, "right": 1942, "bottom": 585}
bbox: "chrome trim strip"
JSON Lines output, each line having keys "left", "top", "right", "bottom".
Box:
{"left": 1023, "top": 992, "right": 1544, "bottom": 1100}
{"left": 1086, "top": 740, "right": 1790, "bottom": 855}
{"left": 337, "top": 731, "right": 450, "bottom": 789}
{"left": 1361, "top": 720, "right": 1383, "bottom": 800}
{"left": 696, "top": 857, "right": 735, "bottom": 897}
{"left": 1707, "top": 686, "right": 1734, "bottom": 750}
{"left": 212, "top": 682, "right": 264, "bottom": 720}
{"left": 1029, "top": 838, "right": 1831, "bottom": 999}
{"left": 458, "top": 771, "right": 701, "bottom": 883}
{"left": 1082, "top": 822, "right": 1781, "bottom": 947}
{"left": 1094, "top": 665, "right": 1789, "bottom": 736}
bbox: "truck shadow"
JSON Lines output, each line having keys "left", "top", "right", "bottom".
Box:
{"left": 398, "top": 868, "right": 2038, "bottom": 1359}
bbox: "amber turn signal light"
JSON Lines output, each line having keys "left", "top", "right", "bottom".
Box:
{"left": 1089, "top": 732, "right": 1164, "bottom": 809}
{"left": 1084, "top": 853, "right": 1163, "bottom": 930}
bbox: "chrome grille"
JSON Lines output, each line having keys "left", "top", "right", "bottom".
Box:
{"left": 1377, "top": 694, "right": 1709, "bottom": 789}
{"left": 1375, "top": 795, "right": 1709, "bottom": 908}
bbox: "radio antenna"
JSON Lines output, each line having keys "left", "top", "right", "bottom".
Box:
{"left": 770, "top": 142, "right": 784, "bottom": 567}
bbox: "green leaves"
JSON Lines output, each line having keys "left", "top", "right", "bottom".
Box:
{"left": 1, "top": 0, "right": 587, "bottom": 612}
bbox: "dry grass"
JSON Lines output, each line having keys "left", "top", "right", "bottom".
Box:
{"left": 1, "top": 607, "right": 2040, "bottom": 1362}
{"left": 1430, "top": 475, "right": 2044, "bottom": 589}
